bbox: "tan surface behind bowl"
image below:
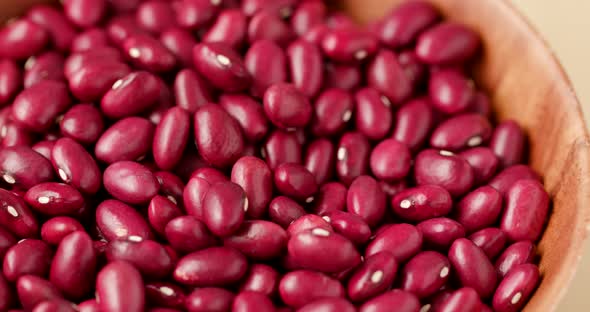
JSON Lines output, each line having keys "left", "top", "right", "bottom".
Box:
{"left": 340, "top": 0, "right": 590, "bottom": 311}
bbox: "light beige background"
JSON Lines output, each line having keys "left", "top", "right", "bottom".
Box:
{"left": 511, "top": 0, "right": 590, "bottom": 310}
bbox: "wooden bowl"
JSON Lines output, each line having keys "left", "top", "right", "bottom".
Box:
{"left": 340, "top": 0, "right": 590, "bottom": 310}
{"left": 3, "top": 0, "right": 590, "bottom": 310}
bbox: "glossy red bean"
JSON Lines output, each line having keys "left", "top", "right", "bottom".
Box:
{"left": 488, "top": 164, "right": 540, "bottom": 196}
{"left": 59, "top": 104, "right": 104, "bottom": 145}
{"left": 448, "top": 238, "right": 497, "bottom": 298}
{"left": 263, "top": 130, "right": 302, "bottom": 169}
{"left": 154, "top": 171, "right": 184, "bottom": 202}
{"left": 24, "top": 182, "right": 84, "bottom": 216}
{"left": 12, "top": 80, "right": 70, "bottom": 132}
{"left": 492, "top": 264, "right": 540, "bottom": 312}
{"left": 165, "top": 216, "right": 216, "bottom": 253}
{"left": 495, "top": 241, "right": 536, "bottom": 278}
{"left": 321, "top": 210, "right": 369, "bottom": 245}
{"left": 287, "top": 40, "right": 323, "bottom": 98}
{"left": 240, "top": 264, "right": 279, "bottom": 296}
{"left": 416, "top": 22, "right": 479, "bottom": 64}
{"left": 0, "top": 19, "right": 48, "bottom": 60}
{"left": 68, "top": 61, "right": 131, "bottom": 102}
{"left": 220, "top": 95, "right": 269, "bottom": 142}
{"left": 32, "top": 140, "right": 55, "bottom": 160}
{"left": 233, "top": 291, "right": 275, "bottom": 312}
{"left": 230, "top": 156, "right": 272, "bottom": 218}
{"left": 417, "top": 218, "right": 466, "bottom": 250}
{"left": 241, "top": 0, "right": 296, "bottom": 16}
{"left": 501, "top": 179, "right": 549, "bottom": 242}
{"left": 0, "top": 272, "right": 12, "bottom": 310}
{"left": 136, "top": 0, "right": 176, "bottom": 33}
{"left": 322, "top": 28, "right": 378, "bottom": 62}
{"left": 96, "top": 260, "right": 144, "bottom": 312}
{"left": 431, "top": 113, "right": 492, "bottom": 151}
{"left": 203, "top": 9, "right": 247, "bottom": 49}
{"left": 459, "top": 147, "right": 499, "bottom": 184}
{"left": 147, "top": 195, "right": 181, "bottom": 235}
{"left": 302, "top": 139, "right": 333, "bottom": 185}
{"left": 71, "top": 28, "right": 108, "bottom": 52}
{"left": 0, "top": 188, "right": 39, "bottom": 238}
{"left": 0, "top": 60, "right": 21, "bottom": 104}
{"left": 202, "top": 181, "right": 246, "bottom": 237}
{"left": 145, "top": 282, "right": 185, "bottom": 309}
{"left": 368, "top": 50, "right": 413, "bottom": 104}
{"left": 290, "top": 1, "right": 325, "bottom": 35}
{"left": 415, "top": 149, "right": 475, "bottom": 196}
{"left": 78, "top": 299, "right": 100, "bottom": 312}
{"left": 274, "top": 163, "right": 318, "bottom": 202}
{"left": 324, "top": 62, "right": 361, "bottom": 91}
{"left": 336, "top": 132, "right": 370, "bottom": 185}
{"left": 174, "top": 246, "right": 248, "bottom": 286}
{"left": 0, "top": 146, "right": 54, "bottom": 189}
{"left": 1, "top": 122, "right": 35, "bottom": 147}
{"left": 310, "top": 182, "right": 346, "bottom": 215}
{"left": 40, "top": 216, "right": 83, "bottom": 245}
{"left": 398, "top": 50, "right": 426, "bottom": 87}
{"left": 194, "top": 104, "right": 245, "bottom": 168}
{"left": 366, "top": 223, "right": 423, "bottom": 262}
{"left": 23, "top": 52, "right": 65, "bottom": 88}
{"left": 103, "top": 161, "right": 159, "bottom": 204}
{"left": 297, "top": 297, "right": 355, "bottom": 312}
{"left": 106, "top": 237, "right": 172, "bottom": 278}
{"left": 469, "top": 227, "right": 507, "bottom": 260}
{"left": 32, "top": 299, "right": 77, "bottom": 312}
{"left": 224, "top": 220, "right": 287, "bottom": 260}
{"left": 355, "top": 87, "right": 394, "bottom": 140}
{"left": 434, "top": 287, "right": 482, "bottom": 312}
{"left": 3, "top": 239, "right": 52, "bottom": 281}
{"left": 182, "top": 176, "right": 210, "bottom": 219}
{"left": 359, "top": 289, "right": 420, "bottom": 312}
{"left": 311, "top": 89, "right": 353, "bottom": 137}
{"left": 64, "top": 47, "right": 123, "bottom": 78}
{"left": 176, "top": 0, "right": 221, "bottom": 29}
{"left": 287, "top": 215, "right": 333, "bottom": 238}
{"left": 401, "top": 251, "right": 451, "bottom": 298}
{"left": 152, "top": 107, "right": 190, "bottom": 170}
{"left": 377, "top": 1, "right": 439, "bottom": 48}
{"left": 391, "top": 185, "right": 452, "bottom": 222}
{"left": 244, "top": 41, "right": 287, "bottom": 98}
{"left": 173, "top": 69, "right": 212, "bottom": 113}
{"left": 370, "top": 139, "right": 412, "bottom": 182}
{"left": 269, "top": 196, "right": 307, "bottom": 228}
{"left": 490, "top": 120, "right": 526, "bottom": 168}
{"left": 264, "top": 83, "right": 312, "bottom": 129}
{"left": 27, "top": 5, "right": 76, "bottom": 51}
{"left": 454, "top": 186, "right": 502, "bottom": 233}
{"left": 279, "top": 270, "right": 345, "bottom": 308}
{"left": 101, "top": 71, "right": 160, "bottom": 118}
{"left": 62, "top": 0, "right": 106, "bottom": 27}
{"left": 392, "top": 97, "right": 434, "bottom": 151}
{"left": 193, "top": 42, "right": 250, "bottom": 92}
{"left": 50, "top": 231, "right": 96, "bottom": 299}
{"left": 346, "top": 175, "right": 386, "bottom": 227}
{"left": 185, "top": 287, "right": 234, "bottom": 312}
{"left": 159, "top": 28, "right": 196, "bottom": 67}
{"left": 123, "top": 35, "right": 176, "bottom": 72}
{"left": 429, "top": 70, "right": 475, "bottom": 114}
{"left": 0, "top": 227, "right": 16, "bottom": 259}
{"left": 17, "top": 275, "right": 62, "bottom": 310}
{"left": 96, "top": 199, "right": 154, "bottom": 241}
{"left": 347, "top": 252, "right": 398, "bottom": 302}
{"left": 248, "top": 11, "right": 294, "bottom": 46}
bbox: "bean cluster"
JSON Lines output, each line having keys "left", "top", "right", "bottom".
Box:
{"left": 0, "top": 0, "right": 549, "bottom": 311}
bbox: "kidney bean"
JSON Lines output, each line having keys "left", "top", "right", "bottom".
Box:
{"left": 152, "top": 108, "right": 190, "bottom": 170}
{"left": 434, "top": 287, "right": 482, "bottom": 312}
{"left": 264, "top": 83, "right": 312, "bottom": 129}
{"left": 230, "top": 156, "right": 272, "bottom": 218}
{"left": 0, "top": 60, "right": 21, "bottom": 104}
{"left": 3, "top": 239, "right": 52, "bottom": 281}
{"left": 263, "top": 130, "right": 301, "bottom": 169}
{"left": 366, "top": 223, "right": 423, "bottom": 262}
{"left": 240, "top": 264, "right": 279, "bottom": 296}
{"left": 145, "top": 282, "right": 185, "bottom": 309}
{"left": 323, "top": 210, "right": 371, "bottom": 245}
{"left": 59, "top": 104, "right": 104, "bottom": 145}
{"left": 495, "top": 241, "right": 536, "bottom": 278}
{"left": 501, "top": 179, "right": 549, "bottom": 242}
{"left": 377, "top": 1, "right": 439, "bottom": 48}
{"left": 135, "top": 0, "right": 176, "bottom": 33}
{"left": 233, "top": 291, "right": 275, "bottom": 312}
{"left": 391, "top": 185, "right": 452, "bottom": 222}
{"left": 157, "top": 29, "right": 194, "bottom": 68}
{"left": 182, "top": 177, "right": 210, "bottom": 219}
{"left": 309, "top": 182, "right": 345, "bottom": 215}
{"left": 220, "top": 95, "right": 268, "bottom": 143}
{"left": 1, "top": 122, "right": 35, "bottom": 147}
{"left": 279, "top": 270, "right": 344, "bottom": 307}
{"left": 32, "top": 299, "right": 77, "bottom": 312}
{"left": 387, "top": 101, "right": 431, "bottom": 152}
{"left": 286, "top": 40, "right": 323, "bottom": 98}
{"left": 287, "top": 215, "right": 332, "bottom": 238}
{"left": 0, "top": 227, "right": 16, "bottom": 259}
{"left": 12, "top": 80, "right": 70, "bottom": 132}
{"left": 417, "top": 218, "right": 465, "bottom": 250}
{"left": 103, "top": 161, "right": 159, "bottom": 204}
{"left": 354, "top": 87, "right": 394, "bottom": 140}
{"left": 17, "top": 275, "right": 62, "bottom": 310}
{"left": 298, "top": 298, "right": 356, "bottom": 312}
{"left": 70, "top": 28, "right": 108, "bottom": 52}
{"left": 428, "top": 70, "right": 475, "bottom": 115}
{"left": 401, "top": 251, "right": 451, "bottom": 299}
{"left": 49, "top": 231, "right": 96, "bottom": 299}
{"left": 370, "top": 139, "right": 412, "bottom": 182}
{"left": 147, "top": 196, "right": 181, "bottom": 235}
{"left": 241, "top": 0, "right": 296, "bottom": 16}
{"left": 174, "top": 246, "right": 247, "bottom": 286}
{"left": 359, "top": 289, "right": 420, "bottom": 312}
{"left": 106, "top": 237, "right": 172, "bottom": 278}
{"left": 64, "top": 47, "right": 123, "bottom": 78}
{"left": 23, "top": 52, "right": 65, "bottom": 88}
{"left": 369, "top": 50, "right": 413, "bottom": 105}
{"left": 324, "top": 63, "right": 360, "bottom": 91}
{"left": 40, "top": 216, "right": 83, "bottom": 245}
{"left": 488, "top": 164, "right": 540, "bottom": 196}
{"left": 24, "top": 182, "right": 84, "bottom": 216}
{"left": 274, "top": 163, "right": 318, "bottom": 202}
{"left": 203, "top": 9, "right": 247, "bottom": 49}
{"left": 202, "top": 181, "right": 246, "bottom": 237}
{"left": 185, "top": 287, "right": 234, "bottom": 312}
{"left": 431, "top": 114, "right": 492, "bottom": 152}
{"left": 154, "top": 171, "right": 183, "bottom": 201}
{"left": 172, "top": 70, "right": 212, "bottom": 114}
{"left": 490, "top": 120, "right": 526, "bottom": 168}
{"left": 459, "top": 147, "right": 499, "bottom": 184}
{"left": 347, "top": 252, "right": 398, "bottom": 302}
{"left": 0, "top": 146, "right": 54, "bottom": 189}
{"left": 248, "top": 10, "right": 294, "bottom": 46}
{"left": 165, "top": 216, "right": 216, "bottom": 253}
{"left": 397, "top": 51, "right": 425, "bottom": 86}
{"left": 449, "top": 238, "right": 497, "bottom": 298}
{"left": 346, "top": 175, "right": 387, "bottom": 227}
{"left": 193, "top": 42, "right": 251, "bottom": 92}
{"left": 96, "top": 260, "right": 144, "bottom": 312}
{"left": 290, "top": 1, "right": 323, "bottom": 34}
{"left": 415, "top": 149, "right": 475, "bottom": 196}
{"left": 124, "top": 36, "right": 176, "bottom": 72}
{"left": 492, "top": 264, "right": 539, "bottom": 312}
{"left": 321, "top": 28, "right": 378, "bottom": 62}
{"left": 416, "top": 22, "right": 479, "bottom": 64}
{"left": 78, "top": 299, "right": 100, "bottom": 312}
{"left": 191, "top": 167, "right": 229, "bottom": 185}
{"left": 101, "top": 72, "right": 160, "bottom": 118}
{"left": 68, "top": 60, "right": 131, "bottom": 102}
{"left": 0, "top": 272, "right": 13, "bottom": 310}
{"left": 336, "top": 132, "right": 370, "bottom": 185}
{"left": 26, "top": 5, "right": 75, "bottom": 51}
{"left": 243, "top": 42, "right": 287, "bottom": 98}
{"left": 0, "top": 19, "right": 48, "bottom": 60}
{"left": 469, "top": 228, "right": 507, "bottom": 260}
{"left": 96, "top": 199, "right": 153, "bottom": 241}
{"left": 0, "top": 189, "right": 39, "bottom": 238}
{"left": 269, "top": 196, "right": 307, "bottom": 228}
{"left": 224, "top": 220, "right": 287, "bottom": 260}
{"left": 454, "top": 186, "right": 502, "bottom": 233}
{"left": 31, "top": 140, "right": 54, "bottom": 160}
{"left": 311, "top": 89, "right": 354, "bottom": 137}
{"left": 176, "top": 0, "right": 220, "bottom": 29}
{"left": 194, "top": 104, "right": 245, "bottom": 168}
{"left": 62, "top": 0, "right": 106, "bottom": 27}
{"left": 302, "top": 139, "right": 333, "bottom": 185}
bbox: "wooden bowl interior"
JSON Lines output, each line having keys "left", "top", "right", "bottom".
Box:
{"left": 340, "top": 0, "right": 590, "bottom": 310}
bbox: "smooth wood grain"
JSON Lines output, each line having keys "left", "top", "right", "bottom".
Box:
{"left": 339, "top": 0, "right": 590, "bottom": 311}
{"left": 0, "top": 0, "right": 55, "bottom": 22}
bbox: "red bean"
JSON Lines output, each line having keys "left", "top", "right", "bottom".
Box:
{"left": 165, "top": 216, "right": 217, "bottom": 253}
{"left": 459, "top": 147, "right": 499, "bottom": 184}
{"left": 274, "top": 163, "right": 318, "bottom": 202}
{"left": 501, "top": 179, "right": 549, "bottom": 242}
{"left": 355, "top": 87, "right": 394, "bottom": 140}
{"left": 230, "top": 156, "right": 272, "bottom": 218}
{"left": 297, "top": 297, "right": 355, "bottom": 312}
{"left": 347, "top": 252, "right": 398, "bottom": 302}
{"left": 287, "top": 40, "right": 323, "bottom": 98}
{"left": 417, "top": 218, "right": 466, "bottom": 250}
{"left": 391, "top": 98, "right": 433, "bottom": 151}
{"left": 431, "top": 113, "right": 492, "bottom": 151}
{"left": 147, "top": 195, "right": 181, "bottom": 235}
{"left": 311, "top": 182, "right": 347, "bottom": 215}
{"left": 123, "top": 35, "right": 176, "bottom": 72}
{"left": 71, "top": 28, "right": 108, "bottom": 52}
{"left": 96, "top": 261, "right": 145, "bottom": 312}
{"left": 264, "top": 83, "right": 312, "bottom": 129}
{"left": 311, "top": 89, "right": 353, "bottom": 137}
{"left": 174, "top": 246, "right": 248, "bottom": 286}
{"left": 106, "top": 237, "right": 172, "bottom": 278}
{"left": 490, "top": 120, "right": 526, "bottom": 168}
{"left": 202, "top": 181, "right": 247, "bottom": 237}
{"left": 322, "top": 210, "right": 371, "bottom": 245}
{"left": 322, "top": 28, "right": 378, "bottom": 62}
{"left": 287, "top": 214, "right": 333, "bottom": 237}
{"left": 3, "top": 239, "right": 52, "bottom": 281}
{"left": 269, "top": 196, "right": 307, "bottom": 228}
{"left": 359, "top": 289, "right": 420, "bottom": 312}
{"left": 448, "top": 238, "right": 497, "bottom": 298}
{"left": 233, "top": 291, "right": 275, "bottom": 312}
{"left": 176, "top": 0, "right": 221, "bottom": 29}
{"left": 488, "top": 164, "right": 540, "bottom": 196}
{"left": 78, "top": 299, "right": 100, "bottom": 312}
{"left": 415, "top": 149, "right": 475, "bottom": 196}
{"left": 1, "top": 124, "right": 38, "bottom": 147}
{"left": 492, "top": 264, "right": 540, "bottom": 312}
{"left": 391, "top": 185, "right": 452, "bottom": 222}
{"left": 153, "top": 107, "right": 190, "bottom": 170}
{"left": 103, "top": 161, "right": 160, "bottom": 204}
{"left": 1, "top": 146, "right": 54, "bottom": 189}
{"left": 377, "top": 1, "right": 439, "bottom": 48}
{"left": 62, "top": 0, "right": 106, "bottom": 27}
{"left": 173, "top": 69, "right": 213, "bottom": 113}
{"left": 96, "top": 199, "right": 154, "bottom": 241}
{"left": 279, "top": 270, "right": 345, "bottom": 307}
{"left": 193, "top": 42, "right": 250, "bottom": 92}
{"left": 244, "top": 41, "right": 287, "bottom": 98}
{"left": 27, "top": 5, "right": 76, "bottom": 51}
{"left": 346, "top": 175, "right": 390, "bottom": 226}
{"left": 68, "top": 61, "right": 131, "bottom": 102}
{"left": 402, "top": 251, "right": 450, "bottom": 299}
{"left": 158, "top": 28, "right": 195, "bottom": 68}
{"left": 50, "top": 231, "right": 96, "bottom": 299}
{"left": 17, "top": 275, "right": 62, "bottom": 310}
{"left": 0, "top": 227, "right": 16, "bottom": 259}
{"left": 240, "top": 264, "right": 279, "bottom": 296}
{"left": 154, "top": 171, "right": 184, "bottom": 203}
{"left": 31, "top": 140, "right": 55, "bottom": 160}
{"left": 469, "top": 227, "right": 507, "bottom": 260}
{"left": 23, "top": 52, "right": 66, "bottom": 88}
{"left": 12, "top": 80, "right": 70, "bottom": 132}
{"left": 194, "top": 104, "right": 245, "bottom": 168}
{"left": 24, "top": 182, "right": 84, "bottom": 216}
{"left": 263, "top": 130, "right": 302, "bottom": 169}
{"left": 0, "top": 189, "right": 39, "bottom": 238}
{"left": 0, "top": 19, "right": 48, "bottom": 60}
{"left": 428, "top": 70, "right": 475, "bottom": 115}
{"left": 185, "top": 287, "right": 234, "bottom": 312}
{"left": 135, "top": 0, "right": 176, "bottom": 33}
{"left": 248, "top": 11, "right": 295, "bottom": 46}
{"left": 416, "top": 22, "right": 479, "bottom": 64}
{"left": 324, "top": 62, "right": 361, "bottom": 91}
{"left": 370, "top": 139, "right": 412, "bottom": 182}
{"left": 145, "top": 282, "right": 185, "bottom": 309}
{"left": 182, "top": 177, "right": 210, "bottom": 220}
{"left": 495, "top": 241, "right": 536, "bottom": 278}
{"left": 64, "top": 48, "right": 123, "bottom": 78}
{"left": 434, "top": 287, "right": 482, "bottom": 312}
{"left": 241, "top": 0, "right": 296, "bottom": 17}
{"left": 368, "top": 50, "right": 413, "bottom": 104}
{"left": 454, "top": 186, "right": 502, "bottom": 233}
{"left": 96, "top": 118, "right": 153, "bottom": 164}
{"left": 203, "top": 9, "right": 247, "bottom": 49}
{"left": 40, "top": 216, "right": 83, "bottom": 245}
{"left": 336, "top": 132, "right": 371, "bottom": 185}
{"left": 366, "top": 223, "right": 423, "bottom": 262}
{"left": 33, "top": 299, "right": 77, "bottom": 312}
{"left": 101, "top": 71, "right": 161, "bottom": 118}
{"left": 0, "top": 60, "right": 21, "bottom": 104}
{"left": 0, "top": 272, "right": 13, "bottom": 310}
{"left": 224, "top": 220, "right": 287, "bottom": 260}
{"left": 59, "top": 104, "right": 104, "bottom": 145}
{"left": 221, "top": 95, "right": 269, "bottom": 142}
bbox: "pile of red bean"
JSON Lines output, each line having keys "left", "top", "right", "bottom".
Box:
{"left": 0, "top": 0, "right": 550, "bottom": 311}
